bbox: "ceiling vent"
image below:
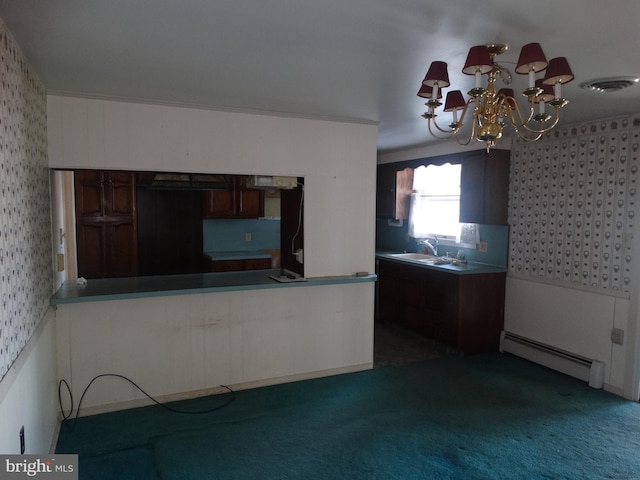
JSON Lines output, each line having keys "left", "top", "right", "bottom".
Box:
{"left": 580, "top": 76, "right": 639, "bottom": 93}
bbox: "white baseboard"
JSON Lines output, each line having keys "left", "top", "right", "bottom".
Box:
{"left": 64, "top": 362, "right": 374, "bottom": 419}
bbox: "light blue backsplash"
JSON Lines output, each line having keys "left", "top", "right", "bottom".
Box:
{"left": 203, "top": 218, "right": 281, "bottom": 252}
{"left": 376, "top": 219, "right": 508, "bottom": 267}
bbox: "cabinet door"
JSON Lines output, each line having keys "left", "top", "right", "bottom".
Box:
{"left": 482, "top": 152, "right": 510, "bottom": 225}
{"left": 203, "top": 189, "right": 236, "bottom": 217}
{"left": 237, "top": 188, "right": 264, "bottom": 218}
{"left": 75, "top": 170, "right": 105, "bottom": 217}
{"left": 75, "top": 170, "right": 136, "bottom": 218}
{"left": 459, "top": 150, "right": 510, "bottom": 225}
{"left": 377, "top": 260, "right": 424, "bottom": 331}
{"left": 76, "top": 220, "right": 137, "bottom": 278}
{"left": 376, "top": 165, "right": 396, "bottom": 219}
{"left": 76, "top": 221, "right": 106, "bottom": 278}
{"left": 105, "top": 171, "right": 136, "bottom": 216}
{"left": 202, "top": 177, "right": 264, "bottom": 218}
{"left": 74, "top": 169, "right": 138, "bottom": 279}
{"left": 376, "top": 166, "right": 413, "bottom": 220}
{"left": 456, "top": 273, "right": 505, "bottom": 354}
{"left": 459, "top": 155, "right": 485, "bottom": 224}
{"left": 107, "top": 220, "right": 138, "bottom": 277}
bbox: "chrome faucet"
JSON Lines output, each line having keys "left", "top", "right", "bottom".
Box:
{"left": 421, "top": 236, "right": 438, "bottom": 256}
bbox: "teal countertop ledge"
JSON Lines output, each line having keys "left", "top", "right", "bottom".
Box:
{"left": 51, "top": 269, "right": 377, "bottom": 305}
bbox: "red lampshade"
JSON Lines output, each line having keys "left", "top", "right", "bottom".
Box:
{"left": 462, "top": 46, "right": 493, "bottom": 75}
{"left": 417, "top": 84, "right": 442, "bottom": 99}
{"left": 443, "top": 90, "right": 466, "bottom": 111}
{"left": 515, "top": 42, "right": 548, "bottom": 74}
{"left": 422, "top": 61, "right": 450, "bottom": 87}
{"left": 542, "top": 57, "right": 575, "bottom": 85}
{"left": 496, "top": 88, "right": 517, "bottom": 109}
{"left": 535, "top": 79, "right": 555, "bottom": 102}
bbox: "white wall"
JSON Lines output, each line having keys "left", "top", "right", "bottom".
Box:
{"left": 0, "top": 310, "right": 59, "bottom": 453}
{"left": 504, "top": 277, "right": 629, "bottom": 393}
{"left": 48, "top": 95, "right": 378, "bottom": 278}
{"left": 56, "top": 283, "right": 374, "bottom": 414}
{"left": 47, "top": 94, "right": 378, "bottom": 412}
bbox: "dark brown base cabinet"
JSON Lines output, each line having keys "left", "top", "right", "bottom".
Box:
{"left": 208, "top": 258, "right": 272, "bottom": 272}
{"left": 377, "top": 259, "right": 505, "bottom": 355}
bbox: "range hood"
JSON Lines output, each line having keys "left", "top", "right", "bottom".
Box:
{"left": 149, "top": 173, "right": 231, "bottom": 190}
{"left": 246, "top": 175, "right": 298, "bottom": 190}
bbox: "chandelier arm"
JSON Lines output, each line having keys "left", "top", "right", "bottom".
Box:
{"left": 517, "top": 107, "right": 562, "bottom": 134}
{"left": 427, "top": 118, "right": 456, "bottom": 138}
{"left": 506, "top": 106, "right": 561, "bottom": 138}
{"left": 505, "top": 96, "right": 537, "bottom": 127}
{"left": 455, "top": 131, "right": 474, "bottom": 146}
{"left": 457, "top": 98, "right": 475, "bottom": 124}
{"left": 426, "top": 116, "right": 474, "bottom": 146}
{"left": 468, "top": 109, "right": 482, "bottom": 145}
{"left": 510, "top": 123, "right": 543, "bottom": 143}
{"left": 445, "top": 99, "right": 477, "bottom": 145}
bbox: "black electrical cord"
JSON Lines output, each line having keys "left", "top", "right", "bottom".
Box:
{"left": 58, "top": 374, "right": 235, "bottom": 431}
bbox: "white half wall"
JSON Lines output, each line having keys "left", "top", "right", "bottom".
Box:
{"left": 505, "top": 276, "right": 629, "bottom": 394}
{"left": 0, "top": 309, "right": 59, "bottom": 454}
{"left": 56, "top": 283, "right": 374, "bottom": 414}
{"left": 47, "top": 94, "right": 378, "bottom": 413}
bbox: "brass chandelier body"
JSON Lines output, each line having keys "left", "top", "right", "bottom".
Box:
{"left": 420, "top": 43, "right": 574, "bottom": 152}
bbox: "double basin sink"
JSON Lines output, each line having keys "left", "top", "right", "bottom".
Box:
{"left": 387, "top": 252, "right": 479, "bottom": 271}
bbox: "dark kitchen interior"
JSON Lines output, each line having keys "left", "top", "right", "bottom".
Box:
{"left": 71, "top": 169, "right": 304, "bottom": 279}
{"left": 137, "top": 188, "right": 204, "bottom": 276}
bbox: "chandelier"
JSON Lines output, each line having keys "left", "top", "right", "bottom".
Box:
{"left": 419, "top": 43, "right": 574, "bottom": 152}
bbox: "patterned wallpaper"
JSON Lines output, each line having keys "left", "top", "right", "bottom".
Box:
{"left": 0, "top": 20, "right": 52, "bottom": 380}
{"left": 509, "top": 114, "right": 640, "bottom": 295}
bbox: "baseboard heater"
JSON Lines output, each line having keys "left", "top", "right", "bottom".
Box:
{"left": 499, "top": 331, "right": 605, "bottom": 389}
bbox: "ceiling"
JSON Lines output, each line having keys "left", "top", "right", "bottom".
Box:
{"left": 1, "top": 0, "right": 639, "bottom": 153}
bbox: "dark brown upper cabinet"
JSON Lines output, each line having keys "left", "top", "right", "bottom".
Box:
{"left": 459, "top": 149, "right": 510, "bottom": 225}
{"left": 203, "top": 176, "right": 265, "bottom": 219}
{"left": 376, "top": 166, "right": 413, "bottom": 220}
{"left": 74, "top": 170, "right": 138, "bottom": 278}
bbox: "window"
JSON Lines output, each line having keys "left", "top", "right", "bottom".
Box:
{"left": 408, "top": 163, "right": 478, "bottom": 247}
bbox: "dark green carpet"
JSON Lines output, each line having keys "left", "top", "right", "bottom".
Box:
{"left": 56, "top": 353, "right": 640, "bottom": 479}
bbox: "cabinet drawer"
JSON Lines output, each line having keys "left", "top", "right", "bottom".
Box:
{"left": 244, "top": 258, "right": 272, "bottom": 270}
{"left": 209, "top": 257, "right": 272, "bottom": 272}
{"left": 209, "top": 259, "right": 245, "bottom": 272}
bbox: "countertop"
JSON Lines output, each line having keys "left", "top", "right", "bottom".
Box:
{"left": 376, "top": 251, "right": 507, "bottom": 275}
{"left": 51, "top": 269, "right": 376, "bottom": 305}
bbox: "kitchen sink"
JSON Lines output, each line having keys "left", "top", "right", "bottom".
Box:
{"left": 388, "top": 252, "right": 447, "bottom": 264}
{"left": 387, "top": 252, "right": 479, "bottom": 269}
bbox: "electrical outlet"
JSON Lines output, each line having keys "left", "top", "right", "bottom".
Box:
{"left": 612, "top": 328, "right": 624, "bottom": 345}
{"left": 20, "top": 426, "right": 25, "bottom": 454}
{"left": 245, "top": 232, "right": 252, "bottom": 242}
{"left": 478, "top": 242, "right": 488, "bottom": 253}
